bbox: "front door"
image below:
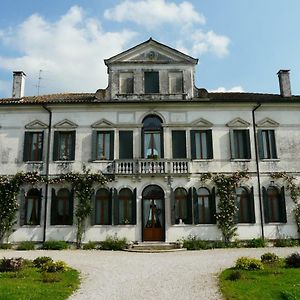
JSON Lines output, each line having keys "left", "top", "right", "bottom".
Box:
{"left": 142, "top": 185, "right": 165, "bottom": 241}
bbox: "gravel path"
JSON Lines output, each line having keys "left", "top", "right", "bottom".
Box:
{"left": 1, "top": 247, "right": 299, "bottom": 300}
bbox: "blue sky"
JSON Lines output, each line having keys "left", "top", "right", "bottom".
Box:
{"left": 0, "top": 0, "right": 300, "bottom": 97}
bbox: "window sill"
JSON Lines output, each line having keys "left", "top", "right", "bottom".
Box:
{"left": 21, "top": 225, "right": 41, "bottom": 228}
{"left": 230, "top": 159, "right": 251, "bottom": 162}
{"left": 237, "top": 223, "right": 256, "bottom": 225}
{"left": 260, "top": 159, "right": 280, "bottom": 162}
{"left": 265, "top": 222, "right": 287, "bottom": 225}
{"left": 192, "top": 159, "right": 213, "bottom": 162}
{"left": 90, "top": 160, "right": 113, "bottom": 163}
{"left": 49, "top": 225, "right": 73, "bottom": 227}
{"left": 172, "top": 223, "right": 216, "bottom": 227}
{"left": 25, "top": 161, "right": 44, "bottom": 164}
{"left": 53, "top": 160, "right": 75, "bottom": 163}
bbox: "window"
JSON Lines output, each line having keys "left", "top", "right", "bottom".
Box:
{"left": 194, "top": 187, "right": 216, "bottom": 224}
{"left": 190, "top": 130, "right": 213, "bottom": 159}
{"left": 51, "top": 188, "right": 73, "bottom": 225}
{"left": 258, "top": 130, "right": 277, "bottom": 159}
{"left": 91, "top": 131, "right": 114, "bottom": 160}
{"left": 114, "top": 188, "right": 136, "bottom": 225}
{"left": 235, "top": 187, "right": 255, "bottom": 223}
{"left": 94, "top": 189, "right": 112, "bottom": 225}
{"left": 172, "top": 131, "right": 186, "bottom": 159}
{"left": 230, "top": 129, "right": 251, "bottom": 159}
{"left": 144, "top": 71, "right": 159, "bottom": 93}
{"left": 263, "top": 186, "right": 287, "bottom": 223}
{"left": 25, "top": 189, "right": 41, "bottom": 225}
{"left": 169, "top": 72, "right": 183, "bottom": 94}
{"left": 119, "top": 131, "right": 133, "bottom": 159}
{"left": 174, "top": 188, "right": 188, "bottom": 224}
{"left": 53, "top": 131, "right": 76, "bottom": 161}
{"left": 119, "top": 72, "right": 134, "bottom": 94}
{"left": 142, "top": 115, "right": 163, "bottom": 158}
{"left": 23, "top": 132, "right": 44, "bottom": 161}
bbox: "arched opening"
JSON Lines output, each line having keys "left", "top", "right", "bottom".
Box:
{"left": 25, "top": 188, "right": 41, "bottom": 225}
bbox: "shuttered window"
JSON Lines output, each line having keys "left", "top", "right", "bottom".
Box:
{"left": 51, "top": 188, "right": 73, "bottom": 225}
{"left": 172, "top": 131, "right": 186, "bottom": 159}
{"left": 119, "top": 72, "right": 134, "bottom": 94}
{"left": 190, "top": 130, "right": 213, "bottom": 159}
{"left": 114, "top": 188, "right": 136, "bottom": 225}
{"left": 258, "top": 129, "right": 277, "bottom": 159}
{"left": 25, "top": 188, "right": 41, "bottom": 225}
{"left": 91, "top": 131, "right": 114, "bottom": 160}
{"left": 144, "top": 71, "right": 159, "bottom": 93}
{"left": 94, "top": 188, "right": 112, "bottom": 225}
{"left": 53, "top": 131, "right": 76, "bottom": 161}
{"left": 194, "top": 187, "right": 216, "bottom": 224}
{"left": 235, "top": 187, "right": 255, "bottom": 223}
{"left": 230, "top": 129, "right": 251, "bottom": 159}
{"left": 23, "top": 132, "right": 44, "bottom": 162}
{"left": 169, "top": 72, "right": 183, "bottom": 94}
{"left": 119, "top": 131, "right": 133, "bottom": 159}
{"left": 174, "top": 188, "right": 188, "bottom": 224}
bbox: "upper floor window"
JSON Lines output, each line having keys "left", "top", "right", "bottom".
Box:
{"left": 51, "top": 188, "right": 73, "bottom": 225}
{"left": 169, "top": 72, "right": 183, "bottom": 94}
{"left": 92, "top": 131, "right": 114, "bottom": 160}
{"left": 172, "top": 130, "right": 186, "bottom": 159}
{"left": 119, "top": 72, "right": 134, "bottom": 94}
{"left": 25, "top": 188, "right": 41, "bottom": 225}
{"left": 235, "top": 187, "right": 255, "bottom": 223}
{"left": 23, "top": 131, "right": 44, "bottom": 162}
{"left": 258, "top": 129, "right": 277, "bottom": 159}
{"left": 230, "top": 129, "right": 251, "bottom": 159}
{"left": 53, "top": 131, "right": 76, "bottom": 161}
{"left": 142, "top": 115, "right": 163, "bottom": 158}
{"left": 144, "top": 71, "right": 159, "bottom": 93}
{"left": 190, "top": 130, "right": 213, "bottom": 159}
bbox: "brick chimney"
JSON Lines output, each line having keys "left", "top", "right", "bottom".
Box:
{"left": 12, "top": 71, "right": 26, "bottom": 98}
{"left": 277, "top": 69, "right": 291, "bottom": 97}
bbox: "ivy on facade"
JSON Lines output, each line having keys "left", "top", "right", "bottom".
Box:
{"left": 200, "top": 171, "right": 249, "bottom": 243}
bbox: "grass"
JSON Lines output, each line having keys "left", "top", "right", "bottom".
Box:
{"left": 0, "top": 265, "right": 79, "bottom": 300}
{"left": 219, "top": 262, "right": 300, "bottom": 300}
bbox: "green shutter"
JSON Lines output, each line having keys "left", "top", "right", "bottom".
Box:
{"left": 190, "top": 130, "right": 196, "bottom": 159}
{"left": 23, "top": 132, "right": 31, "bottom": 162}
{"left": 145, "top": 72, "right": 159, "bottom": 93}
{"left": 132, "top": 188, "right": 137, "bottom": 225}
{"left": 113, "top": 188, "right": 119, "bottom": 225}
{"left": 257, "top": 130, "right": 264, "bottom": 159}
{"left": 207, "top": 130, "right": 213, "bottom": 159}
{"left": 245, "top": 130, "right": 251, "bottom": 159}
{"left": 119, "top": 131, "right": 133, "bottom": 159}
{"left": 170, "top": 188, "right": 175, "bottom": 225}
{"left": 50, "top": 188, "right": 57, "bottom": 225}
{"left": 69, "top": 189, "right": 74, "bottom": 225}
{"left": 187, "top": 188, "right": 193, "bottom": 224}
{"left": 70, "top": 131, "right": 76, "bottom": 160}
{"left": 109, "top": 131, "right": 114, "bottom": 160}
{"left": 53, "top": 131, "right": 60, "bottom": 161}
{"left": 91, "top": 131, "right": 98, "bottom": 161}
{"left": 210, "top": 187, "right": 216, "bottom": 224}
{"left": 280, "top": 187, "right": 287, "bottom": 223}
{"left": 193, "top": 187, "right": 199, "bottom": 224}
{"left": 90, "top": 190, "right": 96, "bottom": 226}
{"left": 37, "top": 188, "right": 42, "bottom": 225}
{"left": 249, "top": 187, "right": 256, "bottom": 223}
{"left": 108, "top": 189, "right": 113, "bottom": 225}
{"left": 172, "top": 131, "right": 186, "bottom": 159}
{"left": 270, "top": 130, "right": 277, "bottom": 159}
{"left": 39, "top": 132, "right": 44, "bottom": 161}
{"left": 229, "top": 129, "right": 236, "bottom": 159}
{"left": 19, "top": 189, "right": 26, "bottom": 226}
{"left": 262, "top": 187, "right": 270, "bottom": 223}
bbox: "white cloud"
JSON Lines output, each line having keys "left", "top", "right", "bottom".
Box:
{"left": 104, "top": 0, "right": 205, "bottom": 29}
{"left": 0, "top": 6, "right": 137, "bottom": 96}
{"left": 0, "top": 80, "right": 10, "bottom": 97}
{"left": 209, "top": 86, "right": 244, "bottom": 93}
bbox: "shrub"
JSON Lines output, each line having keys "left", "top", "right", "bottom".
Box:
{"left": 83, "top": 241, "right": 97, "bottom": 250}
{"left": 285, "top": 253, "right": 300, "bottom": 268}
{"left": 33, "top": 256, "right": 53, "bottom": 268}
{"left": 246, "top": 238, "right": 266, "bottom": 248}
{"left": 261, "top": 252, "right": 280, "bottom": 264}
{"left": 0, "top": 244, "right": 12, "bottom": 250}
{"left": 0, "top": 257, "right": 24, "bottom": 272}
{"left": 274, "top": 239, "right": 299, "bottom": 247}
{"left": 212, "top": 241, "right": 227, "bottom": 249}
{"left": 42, "top": 240, "right": 69, "bottom": 250}
{"left": 100, "top": 235, "right": 127, "bottom": 250}
{"left": 41, "top": 272, "right": 61, "bottom": 283}
{"left": 182, "top": 236, "right": 212, "bottom": 250}
{"left": 235, "top": 257, "right": 264, "bottom": 270}
{"left": 228, "top": 270, "right": 243, "bottom": 281}
{"left": 16, "top": 241, "right": 35, "bottom": 250}
{"left": 280, "top": 290, "right": 297, "bottom": 300}
{"left": 41, "top": 261, "right": 68, "bottom": 273}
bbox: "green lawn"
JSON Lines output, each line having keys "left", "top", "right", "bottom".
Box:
{"left": 0, "top": 266, "right": 80, "bottom": 300}
{"left": 219, "top": 264, "right": 300, "bottom": 300}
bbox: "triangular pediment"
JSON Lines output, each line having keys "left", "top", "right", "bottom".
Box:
{"left": 91, "top": 119, "right": 114, "bottom": 128}
{"left": 191, "top": 118, "right": 213, "bottom": 127}
{"left": 226, "top": 117, "right": 250, "bottom": 127}
{"left": 256, "top": 118, "right": 279, "bottom": 127}
{"left": 54, "top": 119, "right": 77, "bottom": 129}
{"left": 25, "top": 120, "right": 48, "bottom": 129}
{"left": 105, "top": 38, "right": 198, "bottom": 65}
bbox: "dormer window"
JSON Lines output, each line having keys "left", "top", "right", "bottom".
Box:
{"left": 119, "top": 72, "right": 134, "bottom": 94}
{"left": 144, "top": 71, "right": 159, "bottom": 93}
{"left": 169, "top": 72, "right": 183, "bottom": 94}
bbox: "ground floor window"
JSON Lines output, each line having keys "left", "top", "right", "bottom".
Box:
{"left": 25, "top": 188, "right": 41, "bottom": 225}
{"left": 114, "top": 188, "right": 136, "bottom": 225}
{"left": 94, "top": 188, "right": 112, "bottom": 225}
{"left": 235, "top": 187, "right": 255, "bottom": 223}
{"left": 174, "top": 187, "right": 188, "bottom": 224}
{"left": 194, "top": 187, "right": 216, "bottom": 224}
{"left": 51, "top": 188, "right": 73, "bottom": 225}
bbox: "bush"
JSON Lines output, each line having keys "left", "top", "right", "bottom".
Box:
{"left": 100, "top": 235, "right": 127, "bottom": 251}
{"left": 41, "top": 272, "right": 61, "bottom": 283}
{"left": 42, "top": 240, "right": 69, "bottom": 250}
{"left": 235, "top": 257, "right": 264, "bottom": 270}
{"left": 0, "top": 244, "right": 12, "bottom": 250}
{"left": 274, "top": 239, "right": 299, "bottom": 247}
{"left": 16, "top": 241, "right": 35, "bottom": 250}
{"left": 33, "top": 256, "right": 53, "bottom": 268}
{"left": 41, "top": 261, "right": 68, "bottom": 273}
{"left": 280, "top": 290, "right": 297, "bottom": 300}
{"left": 285, "top": 253, "right": 300, "bottom": 268}
{"left": 228, "top": 270, "right": 243, "bottom": 281}
{"left": 83, "top": 241, "right": 97, "bottom": 250}
{"left": 182, "top": 236, "right": 213, "bottom": 250}
{"left": 246, "top": 238, "right": 266, "bottom": 248}
{"left": 261, "top": 252, "right": 280, "bottom": 264}
{"left": 0, "top": 257, "right": 24, "bottom": 272}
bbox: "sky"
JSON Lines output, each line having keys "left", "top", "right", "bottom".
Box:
{"left": 0, "top": 0, "right": 300, "bottom": 98}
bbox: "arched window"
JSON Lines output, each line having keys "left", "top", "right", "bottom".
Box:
{"left": 236, "top": 187, "right": 254, "bottom": 223}
{"left": 174, "top": 188, "right": 188, "bottom": 224}
{"left": 25, "top": 189, "right": 41, "bottom": 225}
{"left": 142, "top": 115, "right": 163, "bottom": 158}
{"left": 116, "top": 188, "right": 135, "bottom": 225}
{"left": 95, "top": 188, "right": 111, "bottom": 225}
{"left": 263, "top": 186, "right": 286, "bottom": 223}
{"left": 194, "top": 187, "right": 216, "bottom": 224}
{"left": 51, "top": 188, "right": 73, "bottom": 225}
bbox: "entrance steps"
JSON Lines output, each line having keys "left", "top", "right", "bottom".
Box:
{"left": 126, "top": 242, "right": 187, "bottom": 253}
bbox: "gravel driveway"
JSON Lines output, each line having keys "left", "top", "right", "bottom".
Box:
{"left": 1, "top": 247, "right": 298, "bottom": 300}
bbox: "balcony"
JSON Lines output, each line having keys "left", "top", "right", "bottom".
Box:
{"left": 105, "top": 159, "right": 190, "bottom": 175}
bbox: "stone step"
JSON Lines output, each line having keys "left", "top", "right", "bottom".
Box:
{"left": 126, "top": 242, "right": 186, "bottom": 253}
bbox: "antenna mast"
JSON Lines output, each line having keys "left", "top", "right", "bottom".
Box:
{"left": 37, "top": 69, "right": 43, "bottom": 95}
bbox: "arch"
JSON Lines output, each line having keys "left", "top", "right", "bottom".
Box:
{"left": 194, "top": 187, "right": 216, "bottom": 224}
{"left": 117, "top": 188, "right": 135, "bottom": 225}
{"left": 94, "top": 188, "right": 111, "bottom": 225}
{"left": 51, "top": 188, "right": 73, "bottom": 225}
{"left": 138, "top": 111, "right": 166, "bottom": 124}
{"left": 235, "top": 186, "right": 252, "bottom": 223}
{"left": 142, "top": 184, "right": 164, "bottom": 199}
{"left": 25, "top": 188, "right": 41, "bottom": 225}
{"left": 174, "top": 187, "right": 188, "bottom": 224}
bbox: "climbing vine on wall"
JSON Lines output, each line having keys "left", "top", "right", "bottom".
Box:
{"left": 200, "top": 171, "right": 249, "bottom": 243}
{"left": 271, "top": 172, "right": 300, "bottom": 234}
{"left": 0, "top": 172, "right": 43, "bottom": 242}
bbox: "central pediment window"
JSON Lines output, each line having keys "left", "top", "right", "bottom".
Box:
{"left": 169, "top": 72, "right": 183, "bottom": 94}
{"left": 144, "top": 71, "right": 159, "bottom": 93}
{"left": 119, "top": 72, "right": 133, "bottom": 94}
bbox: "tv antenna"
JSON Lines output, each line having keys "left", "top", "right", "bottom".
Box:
{"left": 36, "top": 69, "right": 43, "bottom": 95}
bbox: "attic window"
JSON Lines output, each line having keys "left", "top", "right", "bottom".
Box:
{"left": 144, "top": 71, "right": 159, "bottom": 93}
{"left": 119, "top": 72, "right": 134, "bottom": 94}
{"left": 169, "top": 72, "right": 183, "bottom": 94}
